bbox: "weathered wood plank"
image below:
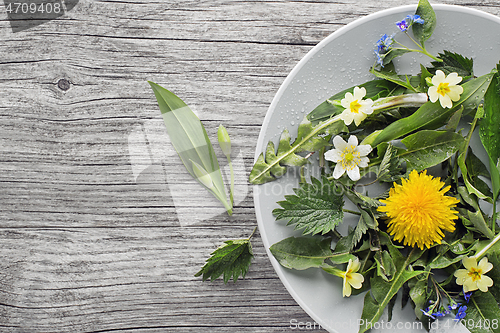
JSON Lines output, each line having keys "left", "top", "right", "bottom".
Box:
{"left": 1, "top": 0, "right": 499, "bottom": 332}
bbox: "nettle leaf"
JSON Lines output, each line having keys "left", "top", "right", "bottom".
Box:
{"left": 400, "top": 130, "right": 465, "bottom": 172}
{"left": 465, "top": 292, "right": 500, "bottom": 333}
{"left": 371, "top": 71, "right": 495, "bottom": 147}
{"left": 307, "top": 79, "right": 395, "bottom": 124}
{"left": 429, "top": 50, "right": 474, "bottom": 78}
{"left": 195, "top": 239, "right": 253, "bottom": 284}
{"left": 358, "top": 233, "right": 424, "bottom": 333}
{"left": 273, "top": 176, "right": 344, "bottom": 236}
{"left": 249, "top": 117, "right": 346, "bottom": 184}
{"left": 270, "top": 236, "right": 354, "bottom": 270}
{"left": 412, "top": 0, "right": 436, "bottom": 46}
{"left": 480, "top": 63, "right": 500, "bottom": 200}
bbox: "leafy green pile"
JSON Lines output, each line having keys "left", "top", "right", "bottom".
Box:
{"left": 250, "top": 0, "right": 500, "bottom": 331}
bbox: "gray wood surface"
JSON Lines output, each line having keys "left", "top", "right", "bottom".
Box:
{"left": 0, "top": 0, "right": 498, "bottom": 332}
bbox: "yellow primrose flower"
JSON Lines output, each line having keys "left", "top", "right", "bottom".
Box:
{"left": 454, "top": 257, "right": 494, "bottom": 293}
{"left": 324, "top": 135, "right": 372, "bottom": 181}
{"left": 340, "top": 87, "right": 374, "bottom": 126}
{"left": 341, "top": 258, "right": 364, "bottom": 297}
{"left": 427, "top": 70, "right": 463, "bottom": 108}
{"left": 377, "top": 170, "right": 460, "bottom": 250}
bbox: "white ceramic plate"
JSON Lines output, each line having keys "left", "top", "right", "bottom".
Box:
{"left": 253, "top": 4, "right": 500, "bottom": 333}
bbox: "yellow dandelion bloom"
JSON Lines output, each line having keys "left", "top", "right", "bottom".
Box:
{"left": 377, "top": 169, "right": 460, "bottom": 250}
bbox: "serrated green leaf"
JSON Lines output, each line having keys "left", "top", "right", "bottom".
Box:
{"left": 412, "top": 0, "right": 436, "bottom": 45}
{"left": 195, "top": 239, "right": 253, "bottom": 283}
{"left": 429, "top": 50, "right": 474, "bottom": 78}
{"left": 376, "top": 143, "right": 403, "bottom": 182}
{"left": 270, "top": 236, "right": 355, "bottom": 270}
{"left": 358, "top": 233, "right": 425, "bottom": 333}
{"left": 371, "top": 72, "right": 495, "bottom": 147}
{"left": 464, "top": 292, "right": 500, "bottom": 333}
{"left": 273, "top": 176, "right": 344, "bottom": 235}
{"left": 399, "top": 130, "right": 465, "bottom": 172}
{"left": 249, "top": 116, "right": 346, "bottom": 184}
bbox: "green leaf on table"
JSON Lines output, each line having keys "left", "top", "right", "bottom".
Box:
{"left": 307, "top": 79, "right": 395, "bottom": 124}
{"left": 249, "top": 117, "right": 346, "bottom": 184}
{"left": 429, "top": 50, "right": 474, "bottom": 78}
{"left": 464, "top": 291, "right": 500, "bottom": 333}
{"left": 273, "top": 176, "right": 344, "bottom": 235}
{"left": 270, "top": 236, "right": 354, "bottom": 270}
{"left": 148, "top": 82, "right": 231, "bottom": 213}
{"left": 399, "top": 130, "right": 465, "bottom": 172}
{"left": 480, "top": 63, "right": 500, "bottom": 200}
{"left": 358, "top": 233, "right": 424, "bottom": 333}
{"left": 371, "top": 71, "right": 494, "bottom": 147}
{"left": 412, "top": 0, "right": 436, "bottom": 46}
{"left": 195, "top": 239, "right": 253, "bottom": 283}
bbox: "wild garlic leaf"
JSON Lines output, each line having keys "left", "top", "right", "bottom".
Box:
{"left": 272, "top": 176, "right": 344, "bottom": 236}
{"left": 195, "top": 239, "right": 253, "bottom": 284}
{"left": 429, "top": 50, "right": 474, "bottom": 78}
{"left": 400, "top": 130, "right": 465, "bottom": 172}
{"left": 270, "top": 236, "right": 354, "bottom": 270}
{"left": 249, "top": 117, "right": 346, "bottom": 184}
{"left": 412, "top": 0, "right": 436, "bottom": 46}
{"left": 463, "top": 292, "right": 500, "bottom": 333}
{"left": 480, "top": 63, "right": 500, "bottom": 200}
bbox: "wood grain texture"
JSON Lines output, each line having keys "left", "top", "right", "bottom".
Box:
{"left": 0, "top": 0, "right": 498, "bottom": 332}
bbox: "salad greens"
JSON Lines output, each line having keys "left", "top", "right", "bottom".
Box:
{"left": 250, "top": 0, "right": 500, "bottom": 330}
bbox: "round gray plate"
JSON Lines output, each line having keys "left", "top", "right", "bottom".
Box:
{"left": 253, "top": 4, "right": 500, "bottom": 333}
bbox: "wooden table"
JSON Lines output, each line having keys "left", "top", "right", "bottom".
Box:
{"left": 1, "top": 0, "right": 498, "bottom": 332}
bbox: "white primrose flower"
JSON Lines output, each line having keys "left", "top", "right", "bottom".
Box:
{"left": 325, "top": 135, "right": 372, "bottom": 181}
{"left": 340, "top": 86, "right": 374, "bottom": 126}
{"left": 427, "top": 70, "right": 463, "bottom": 109}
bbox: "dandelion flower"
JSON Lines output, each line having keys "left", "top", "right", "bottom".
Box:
{"left": 377, "top": 169, "right": 460, "bottom": 249}
{"left": 454, "top": 257, "right": 494, "bottom": 293}
{"left": 341, "top": 258, "right": 364, "bottom": 297}
{"left": 324, "top": 135, "right": 372, "bottom": 181}
{"left": 340, "top": 87, "right": 374, "bottom": 126}
{"left": 428, "top": 70, "right": 463, "bottom": 108}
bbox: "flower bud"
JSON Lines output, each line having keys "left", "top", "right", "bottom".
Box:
{"left": 217, "top": 124, "right": 232, "bottom": 157}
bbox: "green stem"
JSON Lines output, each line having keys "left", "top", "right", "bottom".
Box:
{"left": 473, "top": 231, "right": 500, "bottom": 260}
{"left": 343, "top": 208, "right": 361, "bottom": 216}
{"left": 404, "top": 32, "right": 443, "bottom": 63}
{"left": 228, "top": 157, "right": 234, "bottom": 206}
{"left": 248, "top": 226, "right": 258, "bottom": 240}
